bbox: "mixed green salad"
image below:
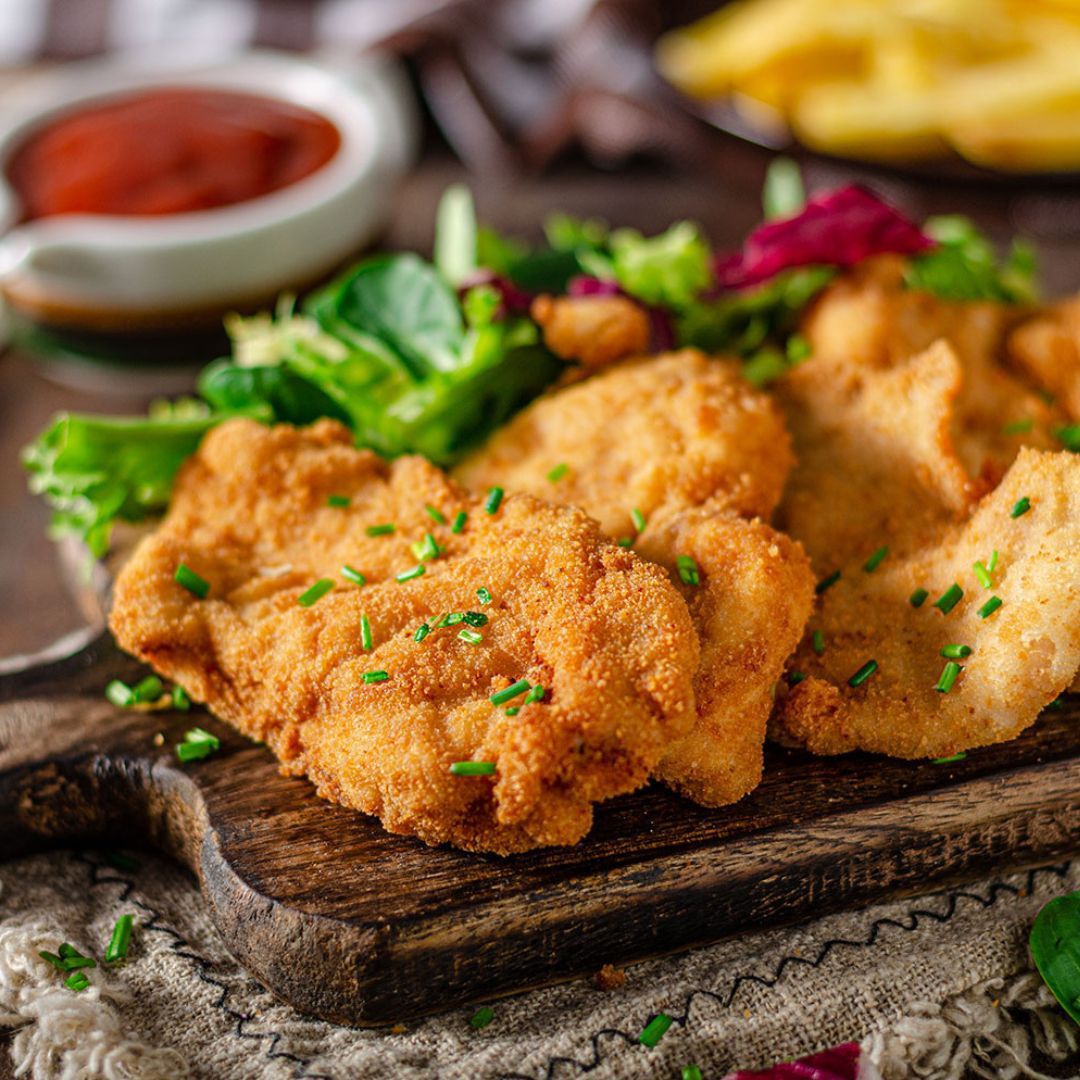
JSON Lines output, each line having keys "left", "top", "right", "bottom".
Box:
{"left": 23, "top": 163, "right": 1036, "bottom": 558}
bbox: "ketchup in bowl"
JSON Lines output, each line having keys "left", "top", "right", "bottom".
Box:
{"left": 7, "top": 88, "right": 341, "bottom": 219}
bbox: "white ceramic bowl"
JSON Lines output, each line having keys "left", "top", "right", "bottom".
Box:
{"left": 0, "top": 50, "right": 416, "bottom": 332}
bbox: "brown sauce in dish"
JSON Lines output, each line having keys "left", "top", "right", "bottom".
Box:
{"left": 8, "top": 88, "right": 341, "bottom": 219}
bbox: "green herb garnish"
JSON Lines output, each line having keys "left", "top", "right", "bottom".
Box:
{"left": 450, "top": 761, "right": 496, "bottom": 776}
{"left": 676, "top": 555, "right": 701, "bottom": 586}
{"left": 363, "top": 671, "right": 389, "bottom": 684}
{"left": 630, "top": 507, "right": 646, "bottom": 533}
{"left": 458, "top": 628, "right": 483, "bottom": 645}
{"left": 863, "top": 545, "right": 889, "bottom": 573}
{"left": 175, "top": 563, "right": 209, "bottom": 599}
{"left": 1011, "top": 497, "right": 1031, "bottom": 519}
{"left": 933, "top": 583, "right": 963, "bottom": 614}
{"left": 973, "top": 561, "right": 992, "bottom": 589}
{"left": 935, "top": 660, "right": 962, "bottom": 694}
{"left": 327, "top": 494, "right": 350, "bottom": 508}
{"left": 360, "top": 614, "right": 373, "bottom": 651}
{"left": 909, "top": 588, "right": 929, "bottom": 608}
{"left": 342, "top": 565, "right": 366, "bottom": 586}
{"left": 414, "top": 623, "right": 430, "bottom": 643}
{"left": 104, "top": 915, "right": 135, "bottom": 964}
{"left": 978, "top": 596, "right": 1003, "bottom": 619}
{"left": 941, "top": 644, "right": 972, "bottom": 659}
{"left": 847, "top": 659, "right": 878, "bottom": 688}
{"left": 452, "top": 511, "right": 468, "bottom": 534}
{"left": 477, "top": 587, "right": 492, "bottom": 606}
{"left": 811, "top": 630, "right": 825, "bottom": 656}
{"left": 490, "top": 679, "right": 530, "bottom": 707}
{"left": 638, "top": 1013, "right": 673, "bottom": 1048}
{"left": 546, "top": 463, "right": 568, "bottom": 483}
{"left": 815, "top": 570, "right": 840, "bottom": 595}
{"left": 395, "top": 565, "right": 426, "bottom": 583}
{"left": 298, "top": 578, "right": 334, "bottom": 606}
{"left": 425, "top": 505, "right": 447, "bottom": 525}
{"left": 366, "top": 523, "right": 396, "bottom": 537}
{"left": 469, "top": 1005, "right": 495, "bottom": 1029}
{"left": 484, "top": 487, "right": 504, "bottom": 514}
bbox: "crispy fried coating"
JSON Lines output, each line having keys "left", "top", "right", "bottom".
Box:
{"left": 531, "top": 294, "right": 651, "bottom": 370}
{"left": 773, "top": 449, "right": 1080, "bottom": 759}
{"left": 455, "top": 350, "right": 794, "bottom": 538}
{"left": 109, "top": 419, "right": 699, "bottom": 853}
{"left": 636, "top": 507, "right": 814, "bottom": 806}
{"left": 1007, "top": 296, "right": 1080, "bottom": 421}
{"left": 799, "top": 255, "right": 1061, "bottom": 489}
{"left": 457, "top": 353, "right": 810, "bottom": 807}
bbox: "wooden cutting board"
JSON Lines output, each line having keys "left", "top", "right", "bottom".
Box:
{"left": 2, "top": 630, "right": 1078, "bottom": 1026}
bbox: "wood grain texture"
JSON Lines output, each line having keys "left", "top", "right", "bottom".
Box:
{"left": 2, "top": 633, "right": 1078, "bottom": 1025}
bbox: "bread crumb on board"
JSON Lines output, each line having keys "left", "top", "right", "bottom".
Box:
{"left": 594, "top": 964, "right": 627, "bottom": 991}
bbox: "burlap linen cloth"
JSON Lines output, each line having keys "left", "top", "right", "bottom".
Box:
{"left": 1, "top": 850, "right": 1078, "bottom": 1080}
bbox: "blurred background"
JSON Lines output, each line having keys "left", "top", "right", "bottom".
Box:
{"left": 5, "top": 0, "right": 1080, "bottom": 656}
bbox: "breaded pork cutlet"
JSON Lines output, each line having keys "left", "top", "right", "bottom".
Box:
{"left": 109, "top": 419, "right": 699, "bottom": 853}
{"left": 456, "top": 352, "right": 815, "bottom": 807}
{"left": 455, "top": 349, "right": 795, "bottom": 538}
{"left": 774, "top": 449, "right": 1080, "bottom": 759}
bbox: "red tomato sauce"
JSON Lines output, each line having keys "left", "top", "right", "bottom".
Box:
{"left": 7, "top": 88, "right": 341, "bottom": 219}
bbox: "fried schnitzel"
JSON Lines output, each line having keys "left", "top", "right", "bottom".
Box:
{"left": 773, "top": 448, "right": 1080, "bottom": 759}
{"left": 457, "top": 352, "right": 813, "bottom": 806}
{"left": 455, "top": 350, "right": 793, "bottom": 539}
{"left": 109, "top": 419, "right": 699, "bottom": 853}
{"left": 637, "top": 507, "right": 814, "bottom": 806}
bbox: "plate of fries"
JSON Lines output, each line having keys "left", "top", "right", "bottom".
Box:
{"left": 656, "top": 0, "right": 1080, "bottom": 175}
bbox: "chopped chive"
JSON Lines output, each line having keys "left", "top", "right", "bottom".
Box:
{"left": 682, "top": 1068, "right": 704, "bottom": 1080}
{"left": 360, "top": 614, "right": 373, "bottom": 650}
{"left": 484, "top": 487, "right": 504, "bottom": 514}
{"left": 978, "top": 595, "right": 1003, "bottom": 619}
{"left": 327, "top": 494, "right": 350, "bottom": 508}
{"left": 676, "top": 555, "right": 701, "bottom": 586}
{"left": 617, "top": 537, "right": 634, "bottom": 548}
{"left": 434, "top": 612, "right": 463, "bottom": 628}
{"left": 363, "top": 671, "right": 389, "bottom": 684}
{"left": 972, "top": 561, "right": 992, "bottom": 589}
{"left": 425, "top": 504, "right": 447, "bottom": 525}
{"left": 395, "top": 564, "right": 426, "bottom": 583}
{"left": 412, "top": 533, "right": 441, "bottom": 562}
{"left": 815, "top": 569, "right": 840, "bottom": 595}
{"left": 171, "top": 686, "right": 190, "bottom": 712}
{"left": 941, "top": 644, "right": 972, "bottom": 659}
{"left": 342, "top": 565, "right": 366, "bottom": 586}
{"left": 477, "top": 587, "right": 492, "bottom": 606}
{"left": 106, "top": 680, "right": 135, "bottom": 708}
{"left": 932, "top": 583, "right": 963, "bottom": 614}
{"left": 450, "top": 761, "right": 496, "bottom": 776}
{"left": 462, "top": 611, "right": 488, "bottom": 627}
{"left": 469, "top": 1006, "right": 495, "bottom": 1029}
{"left": 546, "top": 463, "right": 568, "bottom": 483}
{"left": 811, "top": 630, "right": 825, "bottom": 656}
{"left": 176, "top": 727, "right": 219, "bottom": 762}
{"left": 60, "top": 955, "right": 96, "bottom": 971}
{"left": 788, "top": 671, "right": 806, "bottom": 686}
{"left": 132, "top": 675, "right": 164, "bottom": 703}
{"left": 847, "top": 659, "right": 878, "bottom": 688}
{"left": 933, "top": 752, "right": 967, "bottom": 764}
{"left": 458, "top": 628, "right": 483, "bottom": 645}
{"left": 987, "top": 549, "right": 999, "bottom": 573}
{"left": 365, "top": 523, "right": 396, "bottom": 537}
{"left": 490, "top": 679, "right": 530, "bottom": 707}
{"left": 863, "top": 546, "right": 889, "bottom": 573}
{"left": 39, "top": 951, "right": 65, "bottom": 971}
{"left": 631, "top": 507, "right": 647, "bottom": 533}
{"left": 104, "top": 914, "right": 135, "bottom": 964}
{"left": 1010, "top": 497, "right": 1031, "bottom": 519}
{"left": 175, "top": 562, "right": 209, "bottom": 598}
{"left": 1046, "top": 696, "right": 1065, "bottom": 711}
{"left": 1002, "top": 418, "right": 1034, "bottom": 436}
{"left": 414, "top": 623, "right": 430, "bottom": 643}
{"left": 298, "top": 578, "right": 334, "bottom": 606}
{"left": 451, "top": 511, "right": 468, "bottom": 534}
{"left": 64, "top": 972, "right": 90, "bottom": 992}
{"left": 909, "top": 588, "right": 929, "bottom": 608}
{"left": 523, "top": 685, "right": 545, "bottom": 705}
{"left": 58, "top": 944, "right": 81, "bottom": 960}
{"left": 1057, "top": 423, "right": 1080, "bottom": 451}
{"left": 639, "top": 1013, "right": 673, "bottom": 1048}
{"left": 935, "top": 660, "right": 962, "bottom": 694}
{"left": 104, "top": 850, "right": 140, "bottom": 872}
{"left": 505, "top": 707, "right": 520, "bottom": 716}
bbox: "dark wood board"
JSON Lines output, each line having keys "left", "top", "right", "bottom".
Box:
{"left": 2, "top": 631, "right": 1078, "bottom": 1026}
